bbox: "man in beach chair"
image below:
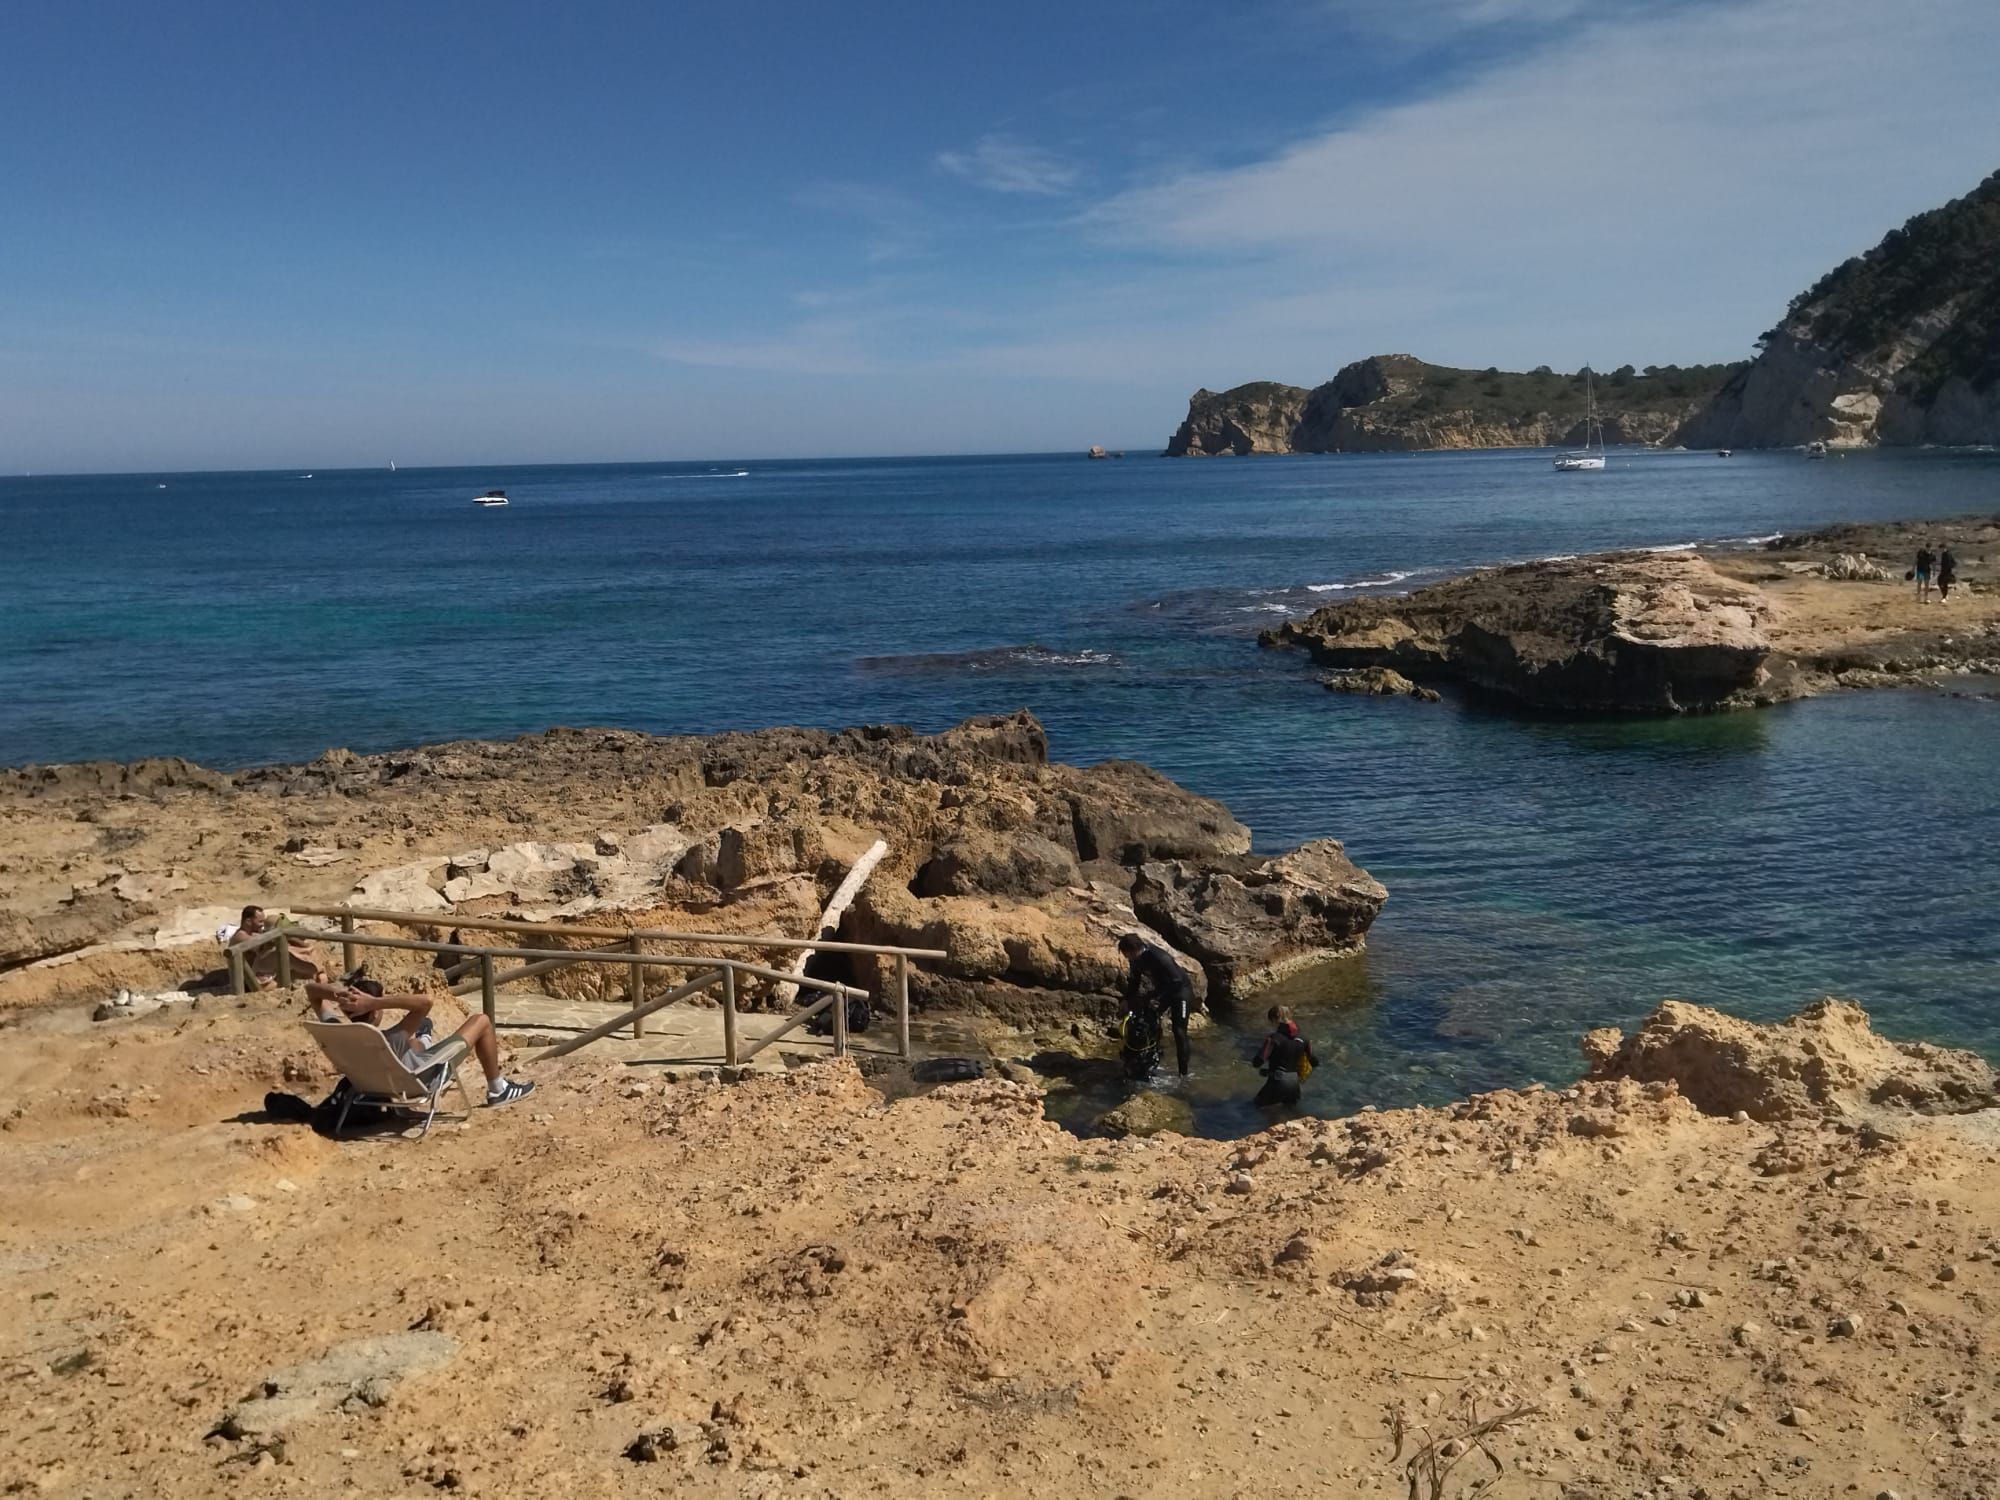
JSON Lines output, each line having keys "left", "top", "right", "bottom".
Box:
{"left": 304, "top": 980, "right": 534, "bottom": 1120}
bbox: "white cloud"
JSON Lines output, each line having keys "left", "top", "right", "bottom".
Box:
{"left": 936, "top": 134, "right": 1081, "bottom": 196}
{"left": 1081, "top": 0, "right": 1999, "bottom": 373}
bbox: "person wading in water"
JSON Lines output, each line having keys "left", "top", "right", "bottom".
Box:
{"left": 1117, "top": 932, "right": 1194, "bottom": 1078}
{"left": 1254, "top": 1005, "right": 1318, "bottom": 1108}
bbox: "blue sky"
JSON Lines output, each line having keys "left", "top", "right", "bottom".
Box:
{"left": 3, "top": 0, "right": 1995, "bottom": 471}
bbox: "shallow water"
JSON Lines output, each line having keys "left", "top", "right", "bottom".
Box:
{"left": 4, "top": 448, "right": 1996, "bottom": 1132}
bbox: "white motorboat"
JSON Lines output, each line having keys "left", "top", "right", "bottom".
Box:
{"left": 1554, "top": 371, "right": 1607, "bottom": 470}
{"left": 473, "top": 489, "right": 510, "bottom": 507}
{"left": 1804, "top": 441, "right": 1828, "bottom": 459}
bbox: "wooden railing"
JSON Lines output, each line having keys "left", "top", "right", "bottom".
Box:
{"left": 229, "top": 905, "right": 945, "bottom": 1066}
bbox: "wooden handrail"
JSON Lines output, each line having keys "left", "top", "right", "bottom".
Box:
{"left": 289, "top": 904, "right": 946, "bottom": 959}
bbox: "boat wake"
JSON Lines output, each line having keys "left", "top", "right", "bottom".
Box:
{"left": 855, "top": 643, "right": 1119, "bottom": 676}
{"left": 659, "top": 470, "right": 751, "bottom": 480}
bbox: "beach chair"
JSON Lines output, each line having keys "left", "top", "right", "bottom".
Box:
{"left": 303, "top": 1021, "right": 472, "bottom": 1139}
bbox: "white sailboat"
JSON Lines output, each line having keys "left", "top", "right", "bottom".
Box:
{"left": 1554, "top": 370, "right": 1607, "bottom": 471}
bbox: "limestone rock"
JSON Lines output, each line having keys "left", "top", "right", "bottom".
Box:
{"left": 350, "top": 861, "right": 448, "bottom": 913}
{"left": 1580, "top": 997, "right": 1999, "bottom": 1121}
{"left": 1097, "top": 1091, "right": 1193, "bottom": 1138}
{"left": 1266, "top": 554, "right": 1774, "bottom": 714}
{"left": 1132, "top": 839, "right": 1386, "bottom": 1000}
{"left": 1064, "top": 760, "right": 1249, "bottom": 865}
{"left": 220, "top": 1331, "right": 455, "bottom": 1438}
{"left": 1164, "top": 382, "right": 1310, "bottom": 457}
{"left": 1820, "top": 552, "right": 1892, "bottom": 582}
{"left": 912, "top": 833, "right": 1081, "bottom": 899}
{"left": 1321, "top": 667, "right": 1441, "bottom": 702}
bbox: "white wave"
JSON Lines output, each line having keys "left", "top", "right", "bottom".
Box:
{"left": 1306, "top": 569, "right": 1417, "bottom": 592}
{"left": 1632, "top": 541, "right": 1699, "bottom": 554}
{"left": 1237, "top": 602, "right": 1297, "bottom": 614}
{"left": 658, "top": 470, "right": 750, "bottom": 480}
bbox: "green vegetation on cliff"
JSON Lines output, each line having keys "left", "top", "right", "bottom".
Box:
{"left": 1344, "top": 357, "right": 1742, "bottom": 426}
{"left": 1166, "top": 355, "right": 1742, "bottom": 455}
{"left": 1774, "top": 169, "right": 2000, "bottom": 400}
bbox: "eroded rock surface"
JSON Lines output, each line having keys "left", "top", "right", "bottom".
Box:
{"left": 0, "top": 712, "right": 1381, "bottom": 1018}
{"left": 1266, "top": 553, "right": 1776, "bottom": 713}
{"left": 1581, "top": 998, "right": 1999, "bottom": 1122}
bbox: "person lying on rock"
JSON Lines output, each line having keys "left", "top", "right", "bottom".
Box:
{"left": 303, "top": 979, "right": 535, "bottom": 1108}
{"left": 1254, "top": 1005, "right": 1317, "bottom": 1109}
{"left": 1117, "top": 932, "right": 1194, "bottom": 1078}
{"left": 230, "top": 905, "right": 324, "bottom": 987}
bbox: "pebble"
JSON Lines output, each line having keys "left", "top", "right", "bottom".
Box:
{"left": 1779, "top": 1405, "right": 1811, "bottom": 1427}
{"left": 1937, "top": 1264, "right": 1958, "bottom": 1282}
{"left": 1223, "top": 1173, "right": 1254, "bottom": 1196}
{"left": 1830, "top": 1313, "right": 1861, "bottom": 1338}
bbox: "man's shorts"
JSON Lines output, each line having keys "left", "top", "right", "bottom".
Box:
{"left": 400, "top": 1032, "right": 471, "bottom": 1075}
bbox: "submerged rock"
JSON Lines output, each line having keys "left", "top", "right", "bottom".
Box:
{"left": 1097, "top": 1091, "right": 1193, "bottom": 1138}
{"left": 1321, "top": 667, "right": 1441, "bottom": 702}
{"left": 1266, "top": 554, "right": 1775, "bottom": 714}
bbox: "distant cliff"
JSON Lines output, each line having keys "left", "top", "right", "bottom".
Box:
{"left": 1676, "top": 169, "right": 2000, "bottom": 449}
{"left": 1165, "top": 356, "right": 1739, "bottom": 456}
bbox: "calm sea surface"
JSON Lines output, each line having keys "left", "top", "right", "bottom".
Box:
{"left": 3, "top": 449, "right": 1996, "bottom": 1131}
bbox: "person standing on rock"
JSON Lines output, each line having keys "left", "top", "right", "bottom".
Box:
{"left": 1937, "top": 546, "right": 1958, "bottom": 603}
{"left": 1254, "top": 1005, "right": 1317, "bottom": 1109}
{"left": 1117, "top": 933, "right": 1193, "bottom": 1078}
{"left": 1914, "top": 544, "right": 1935, "bottom": 603}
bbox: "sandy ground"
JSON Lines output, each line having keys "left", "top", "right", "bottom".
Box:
{"left": 1705, "top": 515, "right": 2000, "bottom": 673}
{"left": 3, "top": 993, "right": 1996, "bottom": 1499}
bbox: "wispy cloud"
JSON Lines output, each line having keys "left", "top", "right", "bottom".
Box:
{"left": 1084, "top": 0, "right": 1996, "bottom": 371}
{"left": 936, "top": 134, "right": 1080, "bottom": 196}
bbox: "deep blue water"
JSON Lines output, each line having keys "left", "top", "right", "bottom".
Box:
{"left": 3, "top": 449, "right": 1996, "bottom": 1128}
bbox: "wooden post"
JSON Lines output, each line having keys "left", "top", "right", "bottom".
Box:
{"left": 479, "top": 953, "right": 497, "bottom": 1023}
{"left": 340, "top": 911, "right": 357, "bottom": 974}
{"left": 628, "top": 934, "right": 646, "bottom": 1039}
{"left": 721, "top": 964, "right": 738, "bottom": 1068}
{"left": 227, "top": 946, "right": 247, "bottom": 996}
{"left": 275, "top": 932, "right": 292, "bottom": 988}
{"left": 896, "top": 954, "right": 911, "bottom": 1060}
{"left": 830, "top": 967, "right": 848, "bottom": 1058}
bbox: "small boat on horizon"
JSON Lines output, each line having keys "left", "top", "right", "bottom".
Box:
{"left": 1717, "top": 449, "right": 1732, "bottom": 458}
{"left": 1554, "top": 371, "right": 1607, "bottom": 471}
{"left": 1805, "top": 441, "right": 1829, "bottom": 460}
{"left": 473, "top": 489, "right": 510, "bottom": 507}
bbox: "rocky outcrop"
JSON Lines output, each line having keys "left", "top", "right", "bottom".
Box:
{"left": 1165, "top": 355, "right": 1733, "bottom": 456}
{"left": 1321, "top": 667, "right": 1440, "bottom": 702}
{"left": 0, "top": 712, "right": 1384, "bottom": 1017}
{"left": 1264, "top": 554, "right": 1776, "bottom": 714}
{"left": 1676, "top": 169, "right": 2000, "bottom": 449}
{"left": 1580, "top": 998, "right": 1999, "bottom": 1122}
{"left": 1163, "top": 382, "right": 1309, "bottom": 456}
{"left": 1130, "top": 840, "right": 1387, "bottom": 1000}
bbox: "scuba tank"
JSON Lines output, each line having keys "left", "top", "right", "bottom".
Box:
{"left": 1119, "top": 1009, "right": 1162, "bottom": 1080}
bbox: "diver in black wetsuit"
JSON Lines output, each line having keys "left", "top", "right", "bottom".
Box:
{"left": 1117, "top": 932, "right": 1193, "bottom": 1077}
{"left": 1254, "top": 1005, "right": 1318, "bottom": 1108}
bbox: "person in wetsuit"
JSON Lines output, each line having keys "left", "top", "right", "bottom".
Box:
{"left": 1117, "top": 932, "right": 1193, "bottom": 1077}
{"left": 1254, "top": 1005, "right": 1317, "bottom": 1108}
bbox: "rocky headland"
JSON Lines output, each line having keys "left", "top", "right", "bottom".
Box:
{"left": 1165, "top": 355, "right": 1738, "bottom": 456}
{"left": 1676, "top": 168, "right": 2000, "bottom": 449}
{"left": 0, "top": 712, "right": 1383, "bottom": 1020}
{"left": 1264, "top": 515, "right": 2000, "bottom": 713}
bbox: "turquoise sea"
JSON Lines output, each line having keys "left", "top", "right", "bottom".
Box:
{"left": 3, "top": 448, "right": 1995, "bottom": 1132}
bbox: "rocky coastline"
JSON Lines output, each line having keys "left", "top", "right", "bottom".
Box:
{"left": 1164, "top": 354, "right": 1735, "bottom": 456}
{"left": 0, "top": 712, "right": 1383, "bottom": 1022}
{"left": 1264, "top": 515, "right": 2000, "bottom": 713}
